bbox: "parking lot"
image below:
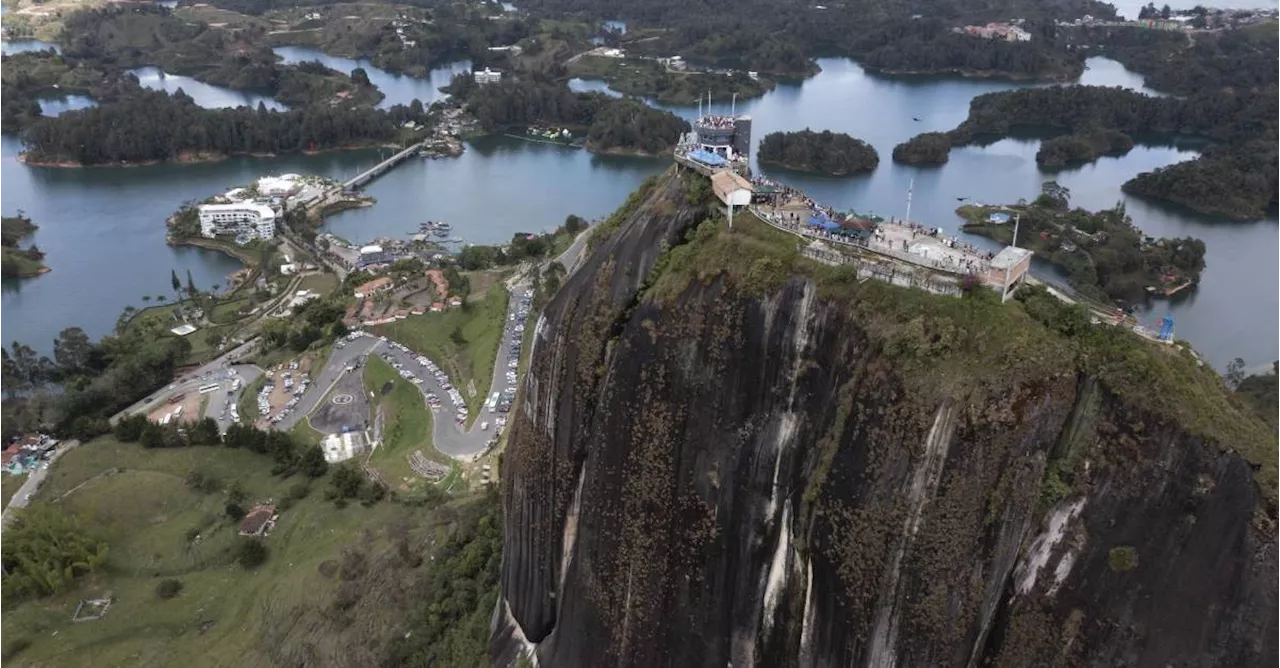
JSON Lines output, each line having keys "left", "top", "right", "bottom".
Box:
{"left": 492, "top": 288, "right": 533, "bottom": 417}
{"left": 257, "top": 359, "right": 314, "bottom": 428}
{"left": 309, "top": 365, "right": 373, "bottom": 434}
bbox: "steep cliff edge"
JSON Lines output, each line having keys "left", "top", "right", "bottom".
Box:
{"left": 492, "top": 170, "right": 1278, "bottom": 668}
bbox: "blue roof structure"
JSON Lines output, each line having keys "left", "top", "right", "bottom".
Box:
{"left": 988, "top": 212, "right": 1012, "bottom": 224}
{"left": 688, "top": 149, "right": 727, "bottom": 167}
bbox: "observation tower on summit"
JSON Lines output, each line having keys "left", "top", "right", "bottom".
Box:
{"left": 692, "top": 92, "right": 752, "bottom": 162}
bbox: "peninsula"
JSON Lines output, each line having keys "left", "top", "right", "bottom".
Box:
{"left": 757, "top": 130, "right": 879, "bottom": 176}
{"left": 958, "top": 182, "right": 1206, "bottom": 303}
{"left": 2, "top": 214, "right": 50, "bottom": 278}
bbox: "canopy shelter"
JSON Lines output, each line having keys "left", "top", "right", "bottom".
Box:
{"left": 711, "top": 171, "right": 753, "bottom": 229}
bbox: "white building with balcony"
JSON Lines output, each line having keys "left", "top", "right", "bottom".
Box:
{"left": 473, "top": 67, "right": 502, "bottom": 84}
{"left": 198, "top": 203, "right": 277, "bottom": 243}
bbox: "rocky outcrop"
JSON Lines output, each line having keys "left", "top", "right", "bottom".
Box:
{"left": 491, "top": 170, "right": 1277, "bottom": 668}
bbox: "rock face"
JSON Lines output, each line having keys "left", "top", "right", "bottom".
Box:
{"left": 491, "top": 172, "right": 1277, "bottom": 668}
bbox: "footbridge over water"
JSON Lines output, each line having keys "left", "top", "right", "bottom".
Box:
{"left": 342, "top": 142, "right": 424, "bottom": 189}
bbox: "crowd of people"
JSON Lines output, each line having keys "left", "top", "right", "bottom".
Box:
{"left": 750, "top": 180, "right": 996, "bottom": 277}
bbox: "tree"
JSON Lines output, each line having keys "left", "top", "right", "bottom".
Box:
{"left": 171, "top": 268, "right": 181, "bottom": 299}
{"left": 186, "top": 269, "right": 197, "bottom": 300}
{"left": 1225, "top": 357, "right": 1247, "bottom": 389}
{"left": 155, "top": 578, "right": 184, "bottom": 599}
{"left": 7, "top": 341, "right": 52, "bottom": 392}
{"left": 225, "top": 502, "right": 246, "bottom": 521}
{"left": 189, "top": 417, "right": 221, "bottom": 446}
{"left": 1, "top": 506, "right": 109, "bottom": 601}
{"left": 563, "top": 214, "right": 586, "bottom": 235}
{"left": 351, "top": 67, "right": 371, "bottom": 87}
{"left": 53, "top": 327, "right": 93, "bottom": 379}
{"left": 300, "top": 445, "right": 328, "bottom": 478}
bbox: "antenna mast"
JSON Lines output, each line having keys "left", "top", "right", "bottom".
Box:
{"left": 904, "top": 178, "right": 914, "bottom": 224}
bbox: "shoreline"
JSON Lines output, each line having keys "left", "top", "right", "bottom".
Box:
{"left": 864, "top": 65, "right": 1081, "bottom": 83}
{"left": 167, "top": 235, "right": 255, "bottom": 266}
{"left": 757, "top": 158, "right": 875, "bottom": 177}
{"left": 18, "top": 142, "right": 400, "bottom": 169}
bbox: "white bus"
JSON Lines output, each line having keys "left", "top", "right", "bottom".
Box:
{"left": 198, "top": 383, "right": 221, "bottom": 394}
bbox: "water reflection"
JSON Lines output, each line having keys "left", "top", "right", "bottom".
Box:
{"left": 130, "top": 66, "right": 286, "bottom": 110}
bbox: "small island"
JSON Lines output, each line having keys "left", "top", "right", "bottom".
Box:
{"left": 2, "top": 213, "right": 50, "bottom": 278}
{"left": 1036, "top": 128, "right": 1135, "bottom": 168}
{"left": 757, "top": 130, "right": 879, "bottom": 176}
{"left": 958, "top": 182, "right": 1206, "bottom": 304}
{"left": 892, "top": 132, "right": 951, "bottom": 165}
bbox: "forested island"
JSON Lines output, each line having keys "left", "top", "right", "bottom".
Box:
{"left": 891, "top": 132, "right": 951, "bottom": 165}
{"left": 902, "top": 84, "right": 1278, "bottom": 220}
{"left": 958, "top": 182, "right": 1206, "bottom": 303}
{"left": 17, "top": 90, "right": 426, "bottom": 166}
{"left": 757, "top": 130, "right": 879, "bottom": 176}
{"left": 449, "top": 75, "right": 689, "bottom": 156}
{"left": 1, "top": 214, "right": 49, "bottom": 278}
{"left": 1036, "top": 127, "right": 1135, "bottom": 168}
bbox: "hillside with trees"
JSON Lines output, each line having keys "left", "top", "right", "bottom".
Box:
{"left": 1, "top": 214, "right": 49, "bottom": 278}
{"left": 757, "top": 130, "right": 879, "bottom": 176}
{"left": 451, "top": 76, "right": 688, "bottom": 155}
{"left": 17, "top": 89, "right": 425, "bottom": 165}
{"left": 59, "top": 6, "right": 380, "bottom": 107}
{"left": 905, "top": 84, "right": 1278, "bottom": 219}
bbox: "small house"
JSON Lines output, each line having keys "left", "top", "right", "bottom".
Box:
{"left": 238, "top": 504, "right": 278, "bottom": 537}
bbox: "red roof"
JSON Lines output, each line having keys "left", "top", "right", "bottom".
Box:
{"left": 239, "top": 504, "right": 277, "bottom": 535}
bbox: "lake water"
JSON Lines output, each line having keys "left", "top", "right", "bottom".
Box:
{"left": 37, "top": 95, "right": 97, "bottom": 116}
{"left": 272, "top": 46, "right": 470, "bottom": 108}
{"left": 1, "top": 55, "right": 1273, "bottom": 371}
{"left": 0, "top": 39, "right": 60, "bottom": 55}
{"left": 130, "top": 66, "right": 287, "bottom": 110}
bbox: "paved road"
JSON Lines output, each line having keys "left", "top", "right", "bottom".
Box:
{"left": 112, "top": 337, "right": 262, "bottom": 425}
{"left": 271, "top": 280, "right": 532, "bottom": 460}
{"left": 1, "top": 439, "right": 81, "bottom": 528}
{"left": 202, "top": 364, "right": 264, "bottom": 432}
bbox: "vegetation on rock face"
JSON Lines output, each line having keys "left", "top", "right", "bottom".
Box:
{"left": 1234, "top": 362, "right": 1278, "bottom": 430}
{"left": 892, "top": 132, "right": 951, "bottom": 165}
{"left": 1108, "top": 546, "right": 1139, "bottom": 572}
{"left": 958, "top": 182, "right": 1206, "bottom": 303}
{"left": 758, "top": 130, "right": 879, "bottom": 176}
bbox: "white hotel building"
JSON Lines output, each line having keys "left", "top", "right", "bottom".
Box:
{"left": 198, "top": 203, "right": 277, "bottom": 243}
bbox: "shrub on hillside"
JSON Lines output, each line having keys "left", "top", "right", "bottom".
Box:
{"left": 155, "top": 578, "right": 183, "bottom": 599}
{"left": 236, "top": 538, "right": 268, "bottom": 569}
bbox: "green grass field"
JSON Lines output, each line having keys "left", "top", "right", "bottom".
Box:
{"left": 362, "top": 357, "right": 442, "bottom": 492}
{"left": 298, "top": 273, "right": 339, "bottom": 297}
{"left": 2, "top": 472, "right": 28, "bottom": 509}
{"left": 377, "top": 285, "right": 509, "bottom": 418}
{"left": 238, "top": 375, "right": 267, "bottom": 423}
{"left": 0, "top": 437, "right": 481, "bottom": 667}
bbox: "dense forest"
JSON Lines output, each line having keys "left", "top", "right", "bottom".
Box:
{"left": 19, "top": 89, "right": 425, "bottom": 165}
{"left": 892, "top": 132, "right": 951, "bottom": 165}
{"left": 1036, "top": 127, "right": 1134, "bottom": 168}
{"left": 929, "top": 84, "right": 1279, "bottom": 219}
{"left": 757, "top": 130, "right": 879, "bottom": 175}
{"left": 960, "top": 184, "right": 1207, "bottom": 303}
{"left": 451, "top": 75, "right": 688, "bottom": 155}
{"left": 60, "top": 6, "right": 379, "bottom": 106}
{"left": 1, "top": 50, "right": 143, "bottom": 132}
{"left": 1, "top": 214, "right": 48, "bottom": 278}
{"left": 568, "top": 56, "right": 772, "bottom": 104}
{"left": 847, "top": 17, "right": 1082, "bottom": 79}
{"left": 511, "top": 0, "right": 1116, "bottom": 78}
{"left": 1074, "top": 23, "right": 1277, "bottom": 96}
